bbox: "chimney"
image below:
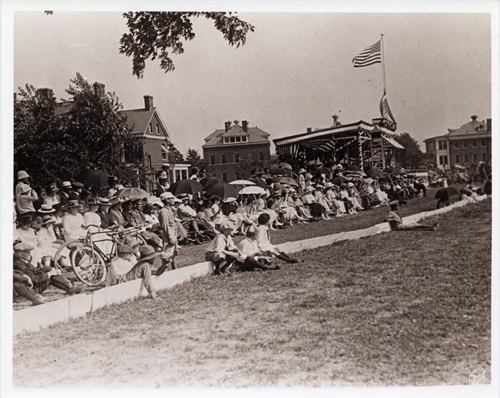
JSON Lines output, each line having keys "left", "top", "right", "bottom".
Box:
{"left": 307, "top": 127, "right": 312, "bottom": 134}
{"left": 93, "top": 82, "right": 105, "bottom": 97}
{"left": 487, "top": 118, "right": 491, "bottom": 132}
{"left": 144, "top": 95, "right": 154, "bottom": 111}
{"left": 224, "top": 121, "right": 231, "bottom": 132}
{"left": 471, "top": 115, "right": 478, "bottom": 121}
{"left": 332, "top": 114, "right": 339, "bottom": 126}
{"left": 36, "top": 88, "right": 54, "bottom": 100}
{"left": 242, "top": 120, "right": 248, "bottom": 133}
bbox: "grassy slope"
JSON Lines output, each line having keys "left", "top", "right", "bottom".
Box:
{"left": 13, "top": 198, "right": 491, "bottom": 387}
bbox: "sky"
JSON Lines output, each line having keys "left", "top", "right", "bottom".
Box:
{"left": 8, "top": 2, "right": 496, "bottom": 157}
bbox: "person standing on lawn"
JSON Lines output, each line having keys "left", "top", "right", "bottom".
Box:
{"left": 106, "top": 244, "right": 159, "bottom": 300}
{"left": 156, "top": 192, "right": 179, "bottom": 275}
{"left": 384, "top": 200, "right": 438, "bottom": 231}
{"left": 205, "top": 220, "right": 240, "bottom": 275}
{"left": 255, "top": 213, "right": 298, "bottom": 264}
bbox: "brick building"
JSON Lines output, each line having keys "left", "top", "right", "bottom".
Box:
{"left": 202, "top": 120, "right": 272, "bottom": 182}
{"left": 424, "top": 116, "right": 492, "bottom": 170}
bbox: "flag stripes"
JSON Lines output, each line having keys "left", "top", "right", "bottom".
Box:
{"left": 352, "top": 40, "right": 382, "bottom": 68}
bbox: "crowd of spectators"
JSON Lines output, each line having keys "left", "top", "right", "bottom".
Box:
{"left": 10, "top": 163, "right": 457, "bottom": 306}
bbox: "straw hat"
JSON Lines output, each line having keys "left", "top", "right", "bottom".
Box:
{"left": 139, "top": 245, "right": 162, "bottom": 261}
{"left": 14, "top": 242, "right": 34, "bottom": 252}
{"left": 17, "top": 170, "right": 30, "bottom": 180}
{"left": 41, "top": 215, "right": 56, "bottom": 226}
{"left": 38, "top": 204, "right": 55, "bottom": 214}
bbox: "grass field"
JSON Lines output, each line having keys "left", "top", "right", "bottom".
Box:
{"left": 13, "top": 197, "right": 491, "bottom": 387}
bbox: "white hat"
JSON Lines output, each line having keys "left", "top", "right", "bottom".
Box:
{"left": 61, "top": 181, "right": 72, "bottom": 188}
{"left": 395, "top": 185, "right": 402, "bottom": 190}
{"left": 347, "top": 182, "right": 355, "bottom": 188}
{"left": 325, "top": 182, "right": 334, "bottom": 188}
{"left": 160, "top": 192, "right": 175, "bottom": 201}
{"left": 17, "top": 170, "right": 29, "bottom": 180}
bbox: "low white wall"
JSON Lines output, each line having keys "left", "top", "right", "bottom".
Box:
{"left": 13, "top": 196, "right": 487, "bottom": 335}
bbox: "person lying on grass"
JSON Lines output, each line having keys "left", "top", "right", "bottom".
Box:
{"left": 204, "top": 220, "right": 241, "bottom": 275}
{"left": 255, "top": 213, "right": 298, "bottom": 264}
{"left": 384, "top": 200, "right": 438, "bottom": 232}
{"left": 106, "top": 244, "right": 159, "bottom": 300}
{"left": 236, "top": 226, "right": 280, "bottom": 272}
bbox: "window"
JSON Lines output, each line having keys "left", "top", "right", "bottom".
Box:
{"left": 463, "top": 140, "right": 468, "bottom": 148}
{"left": 161, "top": 147, "right": 167, "bottom": 161}
{"left": 222, "top": 173, "right": 227, "bottom": 182}
{"left": 472, "top": 139, "right": 477, "bottom": 148}
{"left": 209, "top": 154, "right": 215, "bottom": 165}
{"left": 241, "top": 136, "right": 247, "bottom": 142}
{"left": 481, "top": 138, "right": 486, "bottom": 147}
{"left": 473, "top": 153, "right": 478, "bottom": 162}
{"left": 439, "top": 155, "right": 443, "bottom": 165}
{"left": 149, "top": 123, "right": 153, "bottom": 134}
{"left": 234, "top": 152, "right": 239, "bottom": 163}
{"left": 443, "top": 155, "right": 448, "bottom": 165}
{"left": 258, "top": 151, "right": 264, "bottom": 161}
{"left": 438, "top": 141, "right": 443, "bottom": 150}
{"left": 482, "top": 153, "right": 487, "bottom": 161}
{"left": 454, "top": 140, "right": 459, "bottom": 149}
{"left": 455, "top": 154, "right": 460, "bottom": 164}
{"left": 175, "top": 170, "right": 181, "bottom": 181}
{"left": 223, "top": 137, "right": 229, "bottom": 144}
{"left": 464, "top": 154, "right": 469, "bottom": 163}
{"left": 230, "top": 136, "right": 236, "bottom": 143}
{"left": 235, "top": 136, "right": 241, "bottom": 142}
{"left": 221, "top": 154, "right": 226, "bottom": 164}
{"left": 443, "top": 141, "right": 447, "bottom": 150}
{"left": 156, "top": 124, "right": 160, "bottom": 135}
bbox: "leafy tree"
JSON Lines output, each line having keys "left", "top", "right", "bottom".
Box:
{"left": 120, "top": 12, "right": 255, "bottom": 78}
{"left": 185, "top": 148, "right": 209, "bottom": 173}
{"left": 167, "top": 141, "right": 185, "bottom": 164}
{"left": 393, "top": 132, "right": 425, "bottom": 169}
{"left": 236, "top": 154, "right": 262, "bottom": 179}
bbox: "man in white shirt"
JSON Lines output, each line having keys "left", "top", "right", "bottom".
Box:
{"left": 237, "top": 227, "right": 279, "bottom": 272}
{"left": 204, "top": 221, "right": 240, "bottom": 275}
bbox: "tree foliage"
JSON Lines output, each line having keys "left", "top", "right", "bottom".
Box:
{"left": 393, "top": 132, "right": 425, "bottom": 169}
{"left": 120, "top": 12, "right": 255, "bottom": 78}
{"left": 14, "top": 73, "right": 141, "bottom": 187}
{"left": 167, "top": 141, "right": 185, "bottom": 164}
{"left": 185, "top": 148, "right": 209, "bottom": 172}
{"left": 236, "top": 154, "right": 263, "bottom": 179}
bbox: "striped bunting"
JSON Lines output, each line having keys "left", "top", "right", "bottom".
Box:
{"left": 352, "top": 40, "right": 382, "bottom": 68}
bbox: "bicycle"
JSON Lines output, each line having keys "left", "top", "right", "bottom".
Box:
{"left": 53, "top": 226, "right": 150, "bottom": 287}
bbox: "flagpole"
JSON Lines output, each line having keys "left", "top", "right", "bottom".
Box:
{"left": 381, "top": 34, "right": 386, "bottom": 93}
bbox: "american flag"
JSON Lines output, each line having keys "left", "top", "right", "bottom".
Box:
{"left": 352, "top": 40, "right": 382, "bottom": 68}
{"left": 317, "top": 138, "right": 336, "bottom": 153}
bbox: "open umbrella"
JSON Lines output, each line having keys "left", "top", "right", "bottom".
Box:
{"left": 365, "top": 168, "right": 387, "bottom": 179}
{"left": 239, "top": 186, "right": 267, "bottom": 195}
{"left": 434, "top": 187, "right": 460, "bottom": 201}
{"left": 306, "top": 159, "right": 323, "bottom": 166}
{"left": 77, "top": 169, "right": 110, "bottom": 189}
{"left": 275, "top": 176, "right": 299, "bottom": 187}
{"left": 332, "top": 176, "right": 348, "bottom": 185}
{"left": 278, "top": 162, "right": 293, "bottom": 170}
{"left": 169, "top": 179, "right": 204, "bottom": 196}
{"left": 113, "top": 187, "right": 150, "bottom": 200}
{"left": 314, "top": 166, "right": 332, "bottom": 177}
{"left": 200, "top": 176, "right": 221, "bottom": 188}
{"left": 204, "top": 182, "right": 239, "bottom": 200}
{"left": 229, "top": 180, "right": 256, "bottom": 186}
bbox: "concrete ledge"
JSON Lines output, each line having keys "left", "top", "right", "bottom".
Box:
{"left": 14, "top": 196, "right": 489, "bottom": 335}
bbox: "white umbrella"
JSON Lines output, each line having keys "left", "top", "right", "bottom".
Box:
{"left": 239, "top": 186, "right": 267, "bottom": 195}
{"left": 229, "top": 180, "right": 256, "bottom": 186}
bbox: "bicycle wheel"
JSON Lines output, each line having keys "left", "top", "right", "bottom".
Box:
{"left": 71, "top": 246, "right": 107, "bottom": 287}
{"left": 53, "top": 240, "right": 84, "bottom": 270}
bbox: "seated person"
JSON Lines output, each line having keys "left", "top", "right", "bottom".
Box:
{"left": 204, "top": 221, "right": 240, "bottom": 275}
{"left": 62, "top": 200, "right": 87, "bottom": 241}
{"left": 255, "top": 213, "right": 298, "bottom": 264}
{"left": 384, "top": 200, "right": 438, "bottom": 231}
{"left": 14, "top": 269, "right": 43, "bottom": 306}
{"left": 13, "top": 242, "right": 80, "bottom": 296}
{"left": 106, "top": 244, "right": 159, "bottom": 300}
{"left": 129, "top": 199, "right": 163, "bottom": 249}
{"left": 237, "top": 227, "right": 280, "bottom": 272}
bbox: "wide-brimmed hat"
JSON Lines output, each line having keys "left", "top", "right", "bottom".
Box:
{"left": 38, "top": 204, "right": 55, "bottom": 214}
{"left": 257, "top": 213, "right": 271, "bottom": 225}
{"left": 173, "top": 198, "right": 182, "bottom": 204}
{"left": 219, "top": 220, "right": 235, "bottom": 231}
{"left": 66, "top": 199, "right": 80, "bottom": 208}
{"left": 41, "top": 215, "right": 56, "bottom": 226}
{"left": 160, "top": 191, "right": 175, "bottom": 200}
{"left": 394, "top": 185, "right": 402, "bottom": 190}
{"left": 61, "top": 181, "right": 72, "bottom": 188}
{"left": 72, "top": 181, "right": 84, "bottom": 188}
{"left": 139, "top": 245, "right": 161, "bottom": 261}
{"left": 365, "top": 178, "right": 374, "bottom": 184}
{"left": 109, "top": 198, "right": 122, "bottom": 207}
{"left": 298, "top": 168, "right": 307, "bottom": 174}
{"left": 17, "top": 170, "right": 30, "bottom": 180}
{"left": 325, "top": 182, "right": 334, "bottom": 188}
{"left": 98, "top": 198, "right": 111, "bottom": 206}
{"left": 14, "top": 242, "right": 34, "bottom": 252}
{"left": 44, "top": 183, "right": 58, "bottom": 194}
{"left": 147, "top": 196, "right": 164, "bottom": 208}
{"left": 177, "top": 193, "right": 189, "bottom": 200}
{"left": 18, "top": 184, "right": 32, "bottom": 194}
{"left": 389, "top": 200, "right": 399, "bottom": 209}
{"left": 304, "top": 186, "right": 314, "bottom": 193}
{"left": 347, "top": 182, "right": 355, "bottom": 188}
{"left": 158, "top": 171, "right": 168, "bottom": 180}
{"left": 315, "top": 184, "right": 324, "bottom": 190}
{"left": 124, "top": 236, "right": 142, "bottom": 248}
{"left": 117, "top": 244, "right": 133, "bottom": 254}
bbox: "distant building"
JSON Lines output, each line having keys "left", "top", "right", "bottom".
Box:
{"left": 424, "top": 116, "right": 492, "bottom": 170}
{"left": 29, "top": 85, "right": 189, "bottom": 192}
{"left": 202, "top": 120, "right": 272, "bottom": 182}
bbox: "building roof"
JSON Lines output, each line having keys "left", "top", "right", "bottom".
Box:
{"left": 203, "top": 122, "right": 270, "bottom": 148}
{"left": 446, "top": 118, "right": 490, "bottom": 138}
{"left": 119, "top": 108, "right": 155, "bottom": 134}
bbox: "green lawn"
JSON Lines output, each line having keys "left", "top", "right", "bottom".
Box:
{"left": 13, "top": 198, "right": 491, "bottom": 387}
